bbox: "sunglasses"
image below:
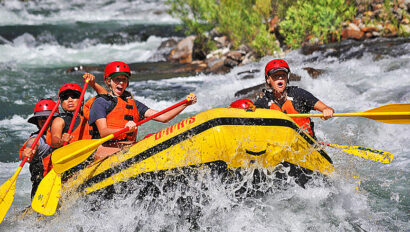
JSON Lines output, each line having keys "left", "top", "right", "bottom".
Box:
{"left": 60, "top": 92, "right": 81, "bottom": 101}
{"left": 111, "top": 76, "right": 128, "bottom": 84}
{"left": 268, "top": 73, "right": 288, "bottom": 80}
{"left": 37, "top": 116, "right": 48, "bottom": 121}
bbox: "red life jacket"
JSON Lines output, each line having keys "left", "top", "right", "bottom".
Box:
{"left": 45, "top": 114, "right": 91, "bottom": 147}
{"left": 44, "top": 114, "right": 91, "bottom": 176}
{"left": 42, "top": 154, "right": 52, "bottom": 177}
{"left": 270, "top": 99, "right": 314, "bottom": 137}
{"left": 19, "top": 131, "right": 53, "bottom": 177}
{"left": 83, "top": 96, "right": 95, "bottom": 121}
{"left": 46, "top": 129, "right": 53, "bottom": 147}
{"left": 84, "top": 94, "right": 139, "bottom": 141}
{"left": 61, "top": 114, "right": 92, "bottom": 142}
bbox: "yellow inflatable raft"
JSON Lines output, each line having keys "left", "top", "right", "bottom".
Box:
{"left": 63, "top": 108, "right": 334, "bottom": 197}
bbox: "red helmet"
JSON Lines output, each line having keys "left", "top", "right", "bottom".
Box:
{"left": 58, "top": 83, "right": 82, "bottom": 97}
{"left": 230, "top": 99, "right": 255, "bottom": 110}
{"left": 28, "top": 99, "right": 59, "bottom": 125}
{"left": 104, "top": 61, "right": 131, "bottom": 81}
{"left": 265, "top": 59, "right": 290, "bottom": 77}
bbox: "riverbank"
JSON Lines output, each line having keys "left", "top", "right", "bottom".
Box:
{"left": 0, "top": 1, "right": 409, "bottom": 231}
{"left": 66, "top": 37, "right": 409, "bottom": 91}
{"left": 64, "top": 1, "right": 409, "bottom": 82}
{"left": 162, "top": 0, "right": 409, "bottom": 74}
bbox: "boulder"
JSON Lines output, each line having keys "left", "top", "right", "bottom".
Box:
{"left": 226, "top": 51, "right": 244, "bottom": 62}
{"left": 158, "top": 38, "right": 178, "bottom": 49}
{"left": 224, "top": 58, "right": 239, "bottom": 68}
{"left": 234, "top": 83, "right": 265, "bottom": 99}
{"left": 341, "top": 28, "right": 364, "bottom": 40}
{"left": 361, "top": 26, "right": 378, "bottom": 32}
{"left": 289, "top": 73, "right": 302, "bottom": 82}
{"left": 214, "top": 35, "right": 229, "bottom": 48}
{"left": 206, "top": 58, "right": 228, "bottom": 73}
{"left": 169, "top": 35, "right": 196, "bottom": 63}
{"left": 302, "top": 67, "right": 325, "bottom": 79}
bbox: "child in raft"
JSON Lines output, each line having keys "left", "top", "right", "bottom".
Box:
{"left": 87, "top": 61, "right": 197, "bottom": 160}
{"left": 19, "top": 99, "right": 59, "bottom": 198}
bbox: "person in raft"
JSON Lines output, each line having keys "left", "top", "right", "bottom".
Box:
{"left": 254, "top": 59, "right": 334, "bottom": 139}
{"left": 87, "top": 61, "right": 197, "bottom": 160}
{"left": 50, "top": 73, "right": 106, "bottom": 148}
{"left": 19, "top": 99, "right": 59, "bottom": 198}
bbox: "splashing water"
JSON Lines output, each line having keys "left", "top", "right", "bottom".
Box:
{"left": 0, "top": 0, "right": 409, "bottom": 231}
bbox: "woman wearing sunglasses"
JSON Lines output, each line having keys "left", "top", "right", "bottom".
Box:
{"left": 50, "top": 83, "right": 92, "bottom": 148}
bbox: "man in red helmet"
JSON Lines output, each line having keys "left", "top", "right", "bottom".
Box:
{"left": 254, "top": 59, "right": 334, "bottom": 138}
{"left": 19, "top": 99, "right": 59, "bottom": 198}
{"left": 88, "top": 61, "right": 197, "bottom": 160}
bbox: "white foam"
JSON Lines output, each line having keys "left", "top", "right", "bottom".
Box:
{"left": 0, "top": 115, "right": 35, "bottom": 139}
{"left": 0, "top": 0, "right": 178, "bottom": 26}
{"left": 0, "top": 35, "right": 163, "bottom": 67}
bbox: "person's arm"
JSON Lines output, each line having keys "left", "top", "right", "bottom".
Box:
{"left": 21, "top": 138, "right": 37, "bottom": 162}
{"left": 94, "top": 118, "right": 136, "bottom": 138}
{"left": 50, "top": 117, "right": 72, "bottom": 148}
{"left": 83, "top": 72, "right": 107, "bottom": 95}
{"left": 313, "top": 101, "right": 334, "bottom": 120}
{"left": 144, "top": 94, "right": 197, "bottom": 123}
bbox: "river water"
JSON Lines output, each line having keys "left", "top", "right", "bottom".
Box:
{"left": 0, "top": 0, "right": 409, "bottom": 231}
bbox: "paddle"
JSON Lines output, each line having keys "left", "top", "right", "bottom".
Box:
{"left": 32, "top": 80, "right": 89, "bottom": 216}
{"left": 63, "top": 80, "right": 89, "bottom": 146}
{"left": 31, "top": 169, "right": 61, "bottom": 216}
{"left": 287, "top": 103, "right": 410, "bottom": 124}
{"left": 322, "top": 143, "right": 394, "bottom": 163}
{"left": 0, "top": 99, "right": 60, "bottom": 223}
{"left": 52, "top": 97, "right": 190, "bottom": 174}
{"left": 30, "top": 97, "right": 191, "bottom": 217}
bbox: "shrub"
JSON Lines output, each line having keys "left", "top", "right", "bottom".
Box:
{"left": 279, "top": 0, "right": 356, "bottom": 49}
{"left": 166, "top": 0, "right": 215, "bottom": 39}
{"left": 166, "top": 0, "right": 280, "bottom": 57}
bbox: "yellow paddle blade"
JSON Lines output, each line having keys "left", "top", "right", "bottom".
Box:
{"left": 51, "top": 136, "right": 113, "bottom": 174}
{"left": 0, "top": 166, "right": 21, "bottom": 223}
{"left": 328, "top": 143, "right": 394, "bottom": 163}
{"left": 362, "top": 103, "right": 410, "bottom": 124}
{"left": 288, "top": 103, "right": 410, "bottom": 124}
{"left": 32, "top": 169, "right": 61, "bottom": 216}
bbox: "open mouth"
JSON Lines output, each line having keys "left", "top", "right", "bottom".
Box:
{"left": 277, "top": 82, "right": 284, "bottom": 87}
{"left": 115, "top": 86, "right": 124, "bottom": 93}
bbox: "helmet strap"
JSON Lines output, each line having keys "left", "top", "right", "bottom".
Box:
{"left": 105, "top": 78, "right": 116, "bottom": 96}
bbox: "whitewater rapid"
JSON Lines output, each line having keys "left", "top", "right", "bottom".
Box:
{"left": 0, "top": 0, "right": 409, "bottom": 231}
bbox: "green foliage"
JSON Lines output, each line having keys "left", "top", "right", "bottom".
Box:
{"left": 167, "top": 0, "right": 407, "bottom": 56}
{"left": 166, "top": 0, "right": 279, "bottom": 57}
{"left": 271, "top": 0, "right": 298, "bottom": 19}
{"left": 355, "top": 0, "right": 410, "bottom": 37}
{"left": 279, "top": 0, "right": 356, "bottom": 49}
{"left": 166, "top": 0, "right": 215, "bottom": 38}
{"left": 379, "top": 0, "right": 409, "bottom": 37}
